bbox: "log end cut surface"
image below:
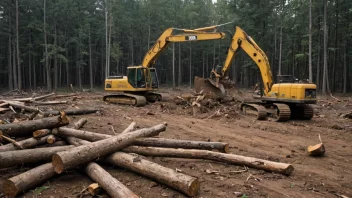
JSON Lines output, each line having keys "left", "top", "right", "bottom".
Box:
{"left": 2, "top": 179, "right": 19, "bottom": 197}
{"left": 52, "top": 154, "right": 64, "bottom": 174}
{"left": 188, "top": 178, "right": 200, "bottom": 196}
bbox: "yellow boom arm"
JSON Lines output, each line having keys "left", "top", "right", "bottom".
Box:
{"left": 142, "top": 26, "right": 226, "bottom": 68}
{"left": 217, "top": 26, "right": 274, "bottom": 95}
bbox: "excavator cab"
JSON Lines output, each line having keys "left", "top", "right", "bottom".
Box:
{"left": 126, "top": 67, "right": 159, "bottom": 90}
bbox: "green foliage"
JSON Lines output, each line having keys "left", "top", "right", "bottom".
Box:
{"left": 31, "top": 186, "right": 50, "bottom": 195}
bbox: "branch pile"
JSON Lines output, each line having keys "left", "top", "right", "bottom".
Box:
{"left": 0, "top": 115, "right": 294, "bottom": 197}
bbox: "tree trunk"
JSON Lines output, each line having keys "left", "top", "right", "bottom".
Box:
{"left": 124, "top": 146, "right": 294, "bottom": 176}
{"left": 44, "top": 0, "right": 51, "bottom": 92}
{"left": 13, "top": 41, "right": 18, "bottom": 89}
{"left": 322, "top": 0, "right": 328, "bottom": 94}
{"left": 0, "top": 136, "right": 49, "bottom": 152}
{"left": 189, "top": 42, "right": 192, "bottom": 88}
{"left": 28, "top": 30, "right": 32, "bottom": 89}
{"left": 54, "top": 24, "right": 58, "bottom": 91}
{"left": 0, "top": 113, "right": 69, "bottom": 137}
{"left": 178, "top": 43, "right": 181, "bottom": 86}
{"left": 0, "top": 146, "right": 74, "bottom": 168}
{"left": 43, "top": 109, "right": 98, "bottom": 117}
{"left": 4, "top": 100, "right": 39, "bottom": 113}
{"left": 52, "top": 123, "right": 167, "bottom": 173}
{"left": 89, "top": 27, "right": 93, "bottom": 90}
{"left": 8, "top": 18, "right": 13, "bottom": 90}
{"left": 85, "top": 162, "right": 139, "bottom": 198}
{"left": 308, "top": 0, "right": 313, "bottom": 82}
{"left": 16, "top": 0, "right": 22, "bottom": 91}
{"left": 172, "top": 43, "right": 175, "bottom": 89}
{"left": 106, "top": 152, "right": 200, "bottom": 197}
{"left": 343, "top": 44, "right": 347, "bottom": 94}
{"left": 2, "top": 163, "right": 57, "bottom": 197}
{"left": 278, "top": 6, "right": 283, "bottom": 76}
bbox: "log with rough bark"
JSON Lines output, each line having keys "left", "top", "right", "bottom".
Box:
{"left": 43, "top": 109, "right": 98, "bottom": 117}
{"left": 53, "top": 128, "right": 228, "bottom": 153}
{"left": 74, "top": 118, "right": 88, "bottom": 129}
{"left": 0, "top": 145, "right": 74, "bottom": 168}
{"left": 54, "top": 93, "right": 77, "bottom": 99}
{"left": 0, "top": 113, "right": 69, "bottom": 137}
{"left": 49, "top": 140, "right": 67, "bottom": 147}
{"left": 3, "top": 100, "right": 39, "bottom": 113}
{"left": 2, "top": 163, "right": 57, "bottom": 197}
{"left": 121, "top": 122, "right": 137, "bottom": 133}
{"left": 0, "top": 107, "right": 10, "bottom": 113}
{"left": 33, "top": 129, "right": 51, "bottom": 138}
{"left": 52, "top": 123, "right": 167, "bottom": 173}
{"left": 106, "top": 152, "right": 200, "bottom": 196}
{"left": 47, "top": 135, "right": 57, "bottom": 144}
{"left": 0, "top": 136, "right": 49, "bottom": 152}
{"left": 124, "top": 146, "right": 294, "bottom": 176}
{"left": 32, "top": 100, "right": 67, "bottom": 105}
{"left": 85, "top": 162, "right": 139, "bottom": 198}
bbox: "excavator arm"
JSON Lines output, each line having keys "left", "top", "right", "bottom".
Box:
{"left": 210, "top": 26, "right": 274, "bottom": 95}
{"left": 142, "top": 27, "right": 226, "bottom": 68}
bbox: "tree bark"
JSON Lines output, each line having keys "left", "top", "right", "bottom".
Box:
{"left": 43, "top": 109, "right": 98, "bottom": 116}
{"left": 8, "top": 11, "right": 13, "bottom": 90}
{"left": 178, "top": 43, "right": 181, "bottom": 86}
{"left": 172, "top": 43, "right": 175, "bottom": 89}
{"left": 0, "top": 113, "right": 69, "bottom": 137}
{"left": 89, "top": 27, "right": 93, "bottom": 90}
{"left": 121, "top": 122, "right": 137, "bottom": 134}
{"left": 52, "top": 123, "right": 167, "bottom": 173}
{"left": 32, "top": 100, "right": 67, "bottom": 105}
{"left": 106, "top": 152, "right": 200, "bottom": 197}
{"left": 0, "top": 136, "right": 49, "bottom": 152}
{"left": 85, "top": 162, "right": 139, "bottom": 198}
{"left": 2, "top": 163, "right": 57, "bottom": 197}
{"left": 0, "top": 146, "right": 74, "bottom": 168}
{"left": 54, "top": 24, "right": 58, "bottom": 91}
{"left": 124, "top": 146, "right": 294, "bottom": 176}
{"left": 16, "top": 0, "right": 22, "bottom": 91}
{"left": 278, "top": 2, "right": 283, "bottom": 76}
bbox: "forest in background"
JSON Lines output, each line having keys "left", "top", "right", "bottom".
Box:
{"left": 0, "top": 0, "right": 351, "bottom": 94}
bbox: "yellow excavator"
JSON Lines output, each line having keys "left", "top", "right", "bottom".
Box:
{"left": 104, "top": 25, "right": 226, "bottom": 106}
{"left": 195, "top": 26, "right": 317, "bottom": 121}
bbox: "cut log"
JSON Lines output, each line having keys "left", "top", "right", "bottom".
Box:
{"left": 0, "top": 145, "right": 74, "bottom": 168}
{"left": 12, "top": 93, "right": 55, "bottom": 102}
{"left": 54, "top": 93, "right": 78, "bottom": 99}
{"left": 0, "top": 102, "right": 9, "bottom": 107}
{"left": 43, "top": 109, "right": 98, "bottom": 117}
{"left": 3, "top": 100, "right": 39, "bottom": 113}
{"left": 52, "top": 123, "right": 167, "bottom": 174}
{"left": 307, "top": 143, "right": 325, "bottom": 156}
{"left": 0, "top": 107, "right": 10, "bottom": 113}
{"left": 0, "top": 112, "right": 69, "bottom": 137}
{"left": 33, "top": 129, "right": 51, "bottom": 138}
{"left": 0, "top": 135, "right": 23, "bottom": 149}
{"left": 121, "top": 122, "right": 137, "bottom": 133}
{"left": 106, "top": 152, "right": 200, "bottom": 196}
{"left": 87, "top": 183, "right": 101, "bottom": 196}
{"left": 124, "top": 147, "right": 294, "bottom": 176}
{"left": 2, "top": 163, "right": 56, "bottom": 197}
{"left": 74, "top": 118, "right": 88, "bottom": 129}
{"left": 0, "top": 136, "right": 49, "bottom": 152}
{"left": 54, "top": 128, "right": 228, "bottom": 152}
{"left": 55, "top": 127, "right": 111, "bottom": 141}
{"left": 134, "top": 138, "right": 229, "bottom": 153}
{"left": 32, "top": 101, "right": 67, "bottom": 105}
{"left": 85, "top": 162, "right": 138, "bottom": 198}
{"left": 47, "top": 135, "right": 57, "bottom": 144}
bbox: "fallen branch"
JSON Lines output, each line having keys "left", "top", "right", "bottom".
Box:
{"left": 0, "top": 135, "right": 23, "bottom": 150}
{"left": 121, "top": 122, "right": 137, "bottom": 134}
{"left": 43, "top": 109, "right": 98, "bottom": 117}
{"left": 0, "top": 136, "right": 49, "bottom": 152}
{"left": 32, "top": 100, "right": 67, "bottom": 105}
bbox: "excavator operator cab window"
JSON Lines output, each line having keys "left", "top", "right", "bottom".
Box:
{"left": 277, "top": 75, "right": 296, "bottom": 83}
{"left": 136, "top": 68, "right": 146, "bottom": 88}
{"left": 128, "top": 68, "right": 137, "bottom": 87}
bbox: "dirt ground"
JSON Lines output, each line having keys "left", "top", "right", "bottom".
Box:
{"left": 1, "top": 87, "right": 352, "bottom": 198}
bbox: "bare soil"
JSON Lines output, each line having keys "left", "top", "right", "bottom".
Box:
{"left": 1, "top": 88, "right": 352, "bottom": 198}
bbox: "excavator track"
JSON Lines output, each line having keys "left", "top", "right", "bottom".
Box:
{"left": 103, "top": 93, "right": 147, "bottom": 106}
{"left": 240, "top": 103, "right": 267, "bottom": 120}
{"left": 267, "top": 103, "right": 291, "bottom": 122}
{"left": 145, "top": 92, "right": 162, "bottom": 103}
{"left": 302, "top": 105, "right": 314, "bottom": 120}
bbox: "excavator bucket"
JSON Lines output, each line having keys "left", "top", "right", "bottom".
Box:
{"left": 194, "top": 76, "right": 225, "bottom": 99}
